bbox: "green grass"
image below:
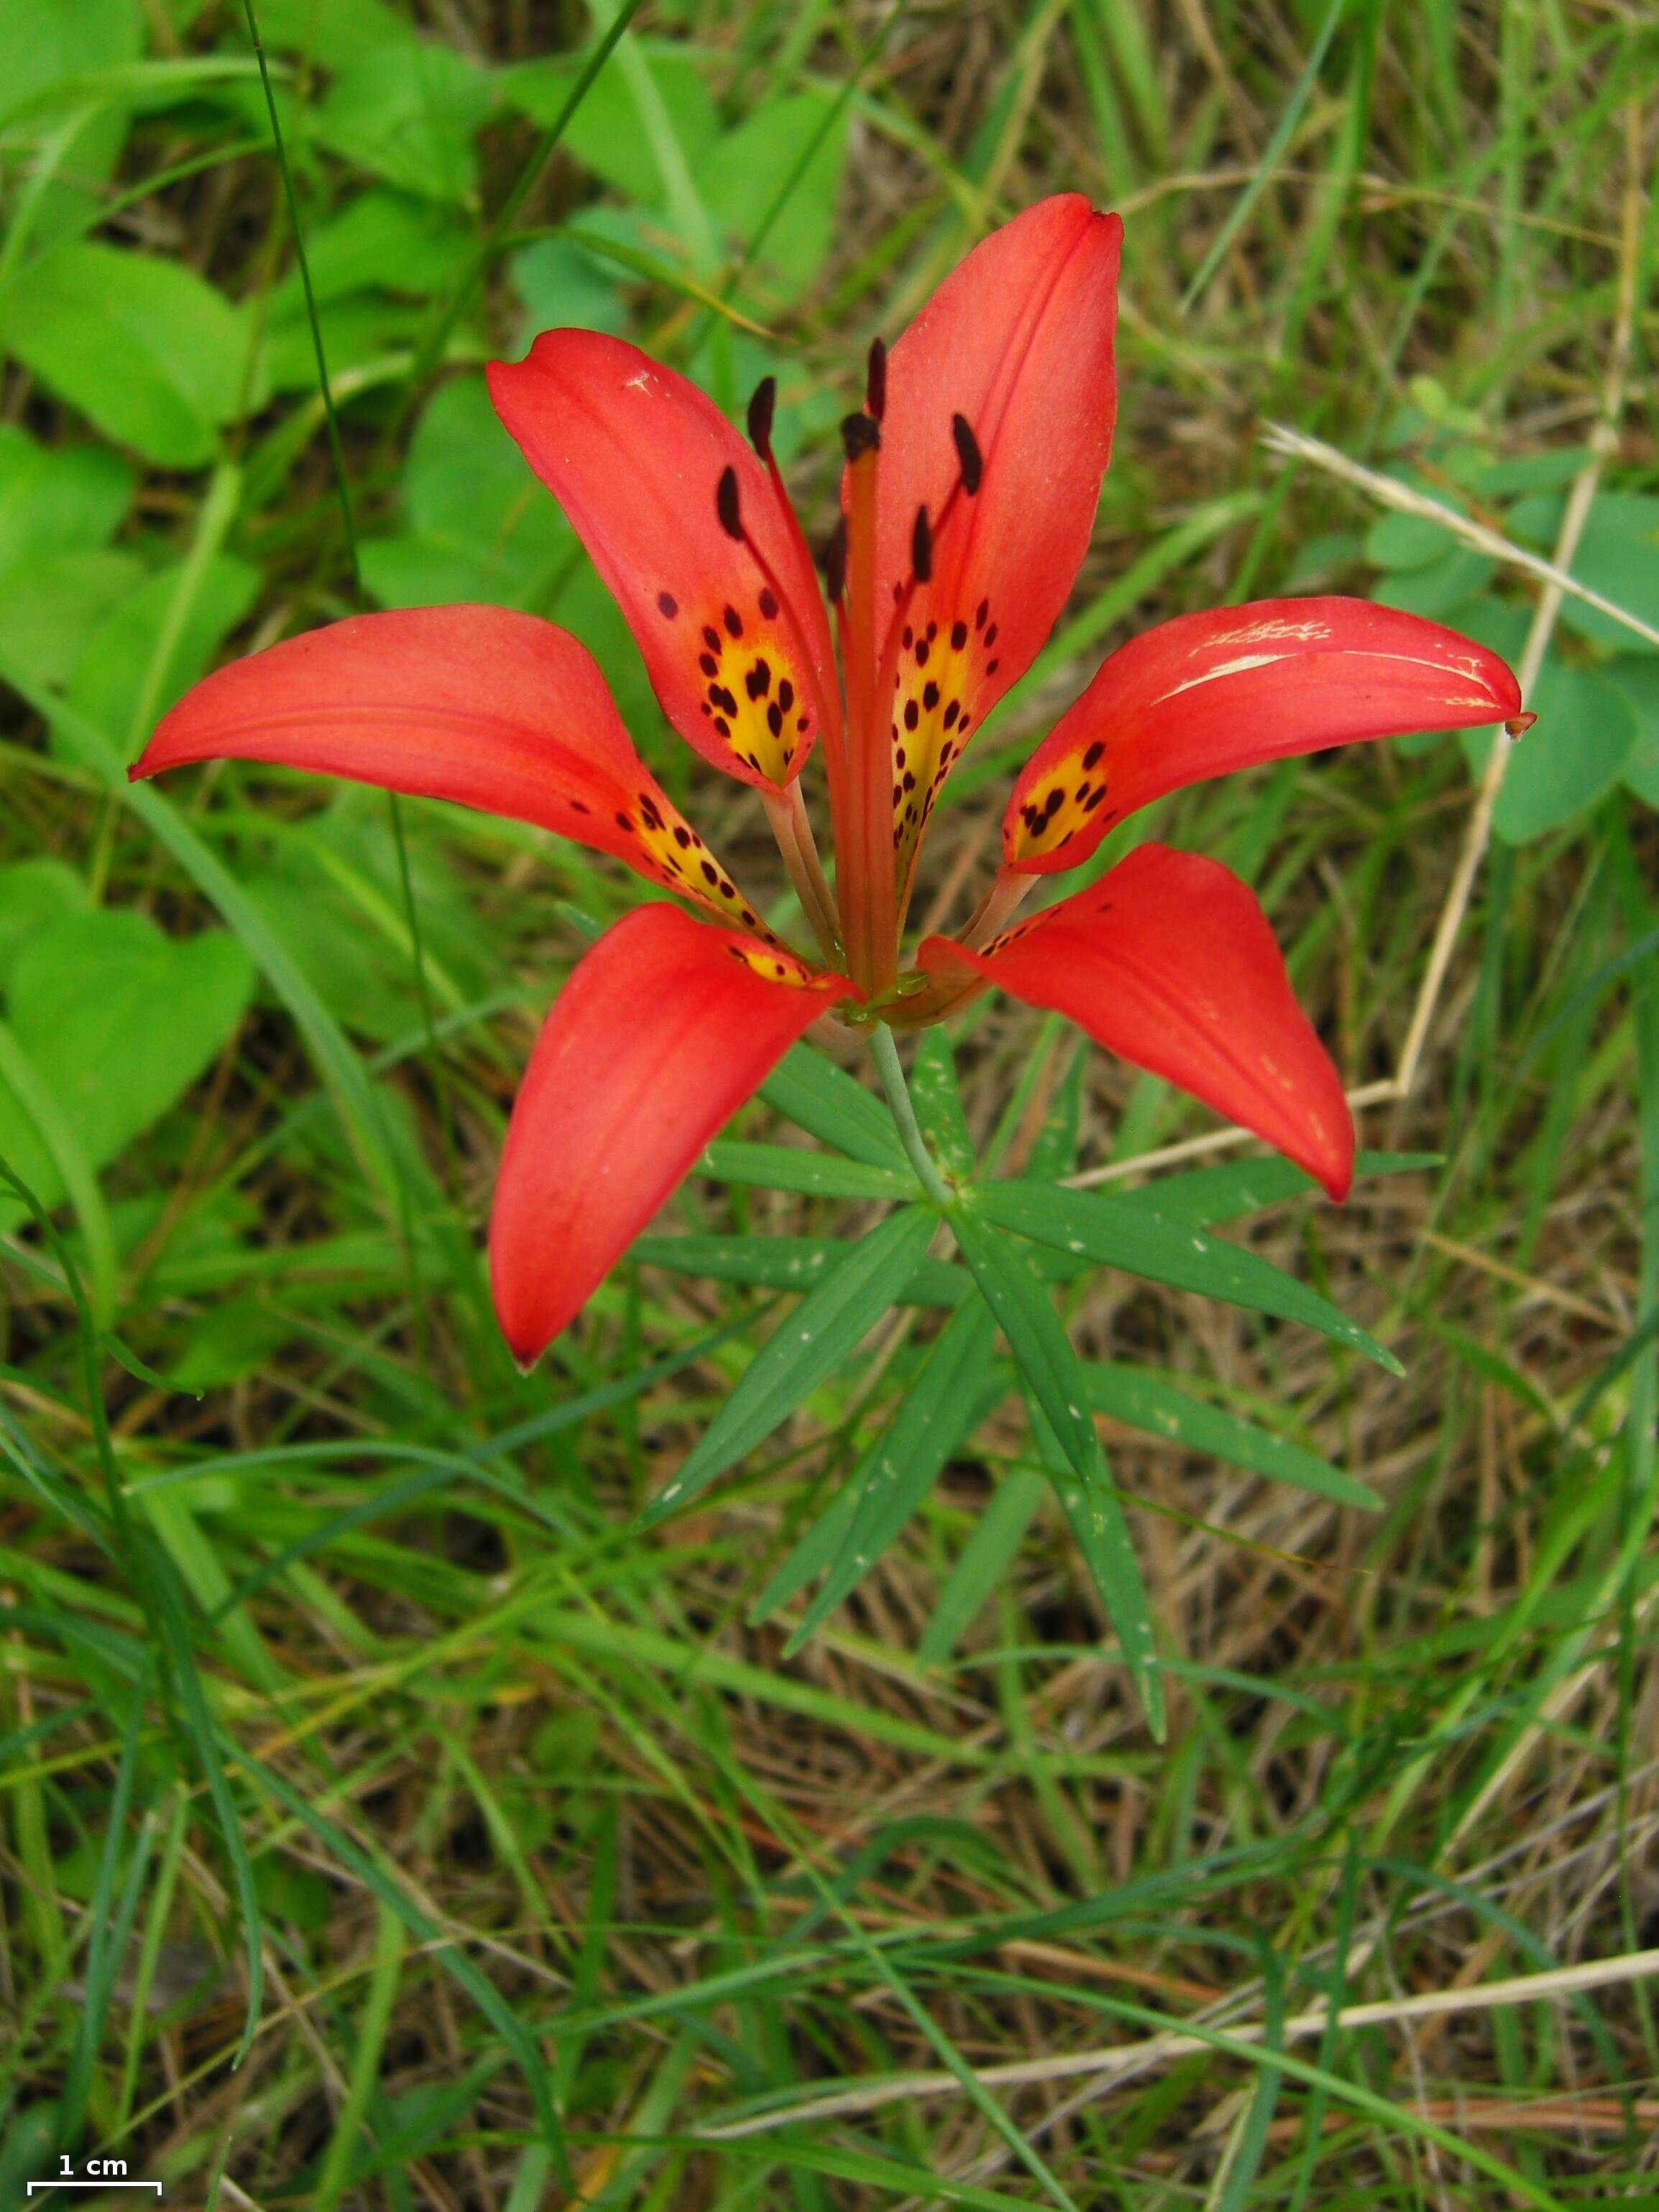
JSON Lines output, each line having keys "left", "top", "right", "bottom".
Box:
{"left": 1, "top": 0, "right": 1657, "bottom": 2204}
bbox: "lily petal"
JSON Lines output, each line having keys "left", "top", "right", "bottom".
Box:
{"left": 919, "top": 843, "right": 1353, "bottom": 1198}
{"left": 488, "top": 332, "right": 836, "bottom": 794}
{"left": 491, "top": 904, "right": 857, "bottom": 1362}
{"left": 871, "top": 196, "right": 1122, "bottom": 890}
{"left": 131, "top": 605, "right": 771, "bottom": 935}
{"left": 1003, "top": 597, "right": 1525, "bottom": 874}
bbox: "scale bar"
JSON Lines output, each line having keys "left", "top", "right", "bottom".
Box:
{"left": 27, "top": 2187, "right": 162, "bottom": 2196}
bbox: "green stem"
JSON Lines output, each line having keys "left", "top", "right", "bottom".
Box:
{"left": 870, "top": 1024, "right": 954, "bottom": 1206}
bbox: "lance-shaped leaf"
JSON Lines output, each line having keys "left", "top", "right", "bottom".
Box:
{"left": 757, "top": 1295, "right": 1004, "bottom": 1644}
{"left": 1083, "top": 1362, "right": 1382, "bottom": 1510}
{"left": 699, "top": 1141, "right": 919, "bottom": 1202}
{"left": 759, "top": 1043, "right": 911, "bottom": 1170}
{"left": 130, "top": 604, "right": 772, "bottom": 936}
{"left": 1113, "top": 1149, "right": 1442, "bottom": 1231}
{"left": 1002, "top": 596, "right": 1526, "bottom": 875}
{"left": 634, "top": 1233, "right": 968, "bottom": 1308}
{"left": 922, "top": 845, "right": 1354, "bottom": 1199}
{"left": 491, "top": 905, "right": 854, "bottom": 1364}
{"left": 639, "top": 1203, "right": 940, "bottom": 1526}
{"left": 975, "top": 1178, "right": 1401, "bottom": 1372}
{"left": 952, "top": 1206, "right": 1164, "bottom": 1734}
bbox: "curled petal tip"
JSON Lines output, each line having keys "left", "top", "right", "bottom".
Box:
{"left": 1506, "top": 710, "right": 1536, "bottom": 738}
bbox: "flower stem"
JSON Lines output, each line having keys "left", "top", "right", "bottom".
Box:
{"left": 870, "top": 1023, "right": 955, "bottom": 1206}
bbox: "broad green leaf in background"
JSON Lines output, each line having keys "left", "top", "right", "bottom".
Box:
{"left": 315, "top": 40, "right": 494, "bottom": 204}
{"left": 1508, "top": 489, "right": 1659, "bottom": 655}
{"left": 0, "top": 551, "right": 142, "bottom": 692}
{"left": 251, "top": 0, "right": 418, "bottom": 68}
{"left": 0, "top": 243, "right": 252, "bottom": 467}
{"left": 510, "top": 233, "right": 629, "bottom": 341}
{"left": 65, "top": 555, "right": 260, "bottom": 745}
{"left": 978, "top": 1179, "right": 1402, "bottom": 1370}
{"left": 0, "top": 423, "right": 132, "bottom": 565}
{"left": 1604, "top": 658, "right": 1659, "bottom": 809}
{"left": 0, "top": 860, "right": 87, "bottom": 992}
{"left": 0, "top": 909, "right": 252, "bottom": 1228}
{"left": 0, "top": 0, "right": 142, "bottom": 254}
{"left": 638, "top": 1204, "right": 939, "bottom": 1526}
{"left": 700, "top": 89, "right": 852, "bottom": 300}
{"left": 358, "top": 373, "right": 575, "bottom": 612}
{"left": 1463, "top": 661, "right": 1637, "bottom": 845}
{"left": 503, "top": 45, "right": 719, "bottom": 212}
{"left": 272, "top": 188, "right": 474, "bottom": 309}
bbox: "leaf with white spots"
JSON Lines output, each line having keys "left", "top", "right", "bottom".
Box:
{"left": 638, "top": 1205, "right": 940, "bottom": 1526}
{"left": 975, "top": 1180, "right": 1403, "bottom": 1374}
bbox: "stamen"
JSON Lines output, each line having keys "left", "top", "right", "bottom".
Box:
{"left": 911, "top": 504, "right": 932, "bottom": 584}
{"left": 841, "top": 411, "right": 881, "bottom": 462}
{"left": 715, "top": 466, "right": 743, "bottom": 541}
{"left": 820, "top": 517, "right": 847, "bottom": 602}
{"left": 952, "top": 413, "right": 983, "bottom": 495}
{"left": 865, "top": 337, "right": 887, "bottom": 423}
{"left": 747, "top": 376, "right": 776, "bottom": 461}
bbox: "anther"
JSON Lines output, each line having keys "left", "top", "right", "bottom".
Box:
{"left": 715, "top": 466, "right": 743, "bottom": 541}
{"left": 840, "top": 410, "right": 881, "bottom": 463}
{"left": 820, "top": 516, "right": 847, "bottom": 601}
{"left": 911, "top": 503, "right": 932, "bottom": 584}
{"left": 747, "top": 377, "right": 776, "bottom": 462}
{"left": 952, "top": 414, "right": 983, "bottom": 495}
{"left": 865, "top": 337, "right": 887, "bottom": 423}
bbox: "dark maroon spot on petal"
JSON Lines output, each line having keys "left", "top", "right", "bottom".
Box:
{"left": 798, "top": 715, "right": 809, "bottom": 732}
{"left": 950, "top": 620, "right": 968, "bottom": 651}
{"left": 703, "top": 625, "right": 722, "bottom": 653}
{"left": 942, "top": 699, "right": 960, "bottom": 729}
{"left": 615, "top": 812, "right": 633, "bottom": 832}
{"left": 896, "top": 745, "right": 906, "bottom": 768}
{"left": 975, "top": 599, "right": 988, "bottom": 630}
{"left": 719, "top": 879, "right": 736, "bottom": 899}
{"left": 926, "top": 621, "right": 937, "bottom": 641}
{"left": 745, "top": 659, "right": 771, "bottom": 700}
{"left": 985, "top": 622, "right": 998, "bottom": 647}
{"left": 904, "top": 699, "right": 919, "bottom": 731}
{"left": 713, "top": 715, "right": 731, "bottom": 738}
{"left": 702, "top": 861, "right": 720, "bottom": 884}
{"left": 723, "top": 605, "right": 743, "bottom": 638}
{"left": 1085, "top": 786, "right": 1108, "bottom": 811}
{"left": 986, "top": 658, "right": 999, "bottom": 675}
{"left": 657, "top": 591, "right": 678, "bottom": 618}
{"left": 1083, "top": 740, "right": 1105, "bottom": 769}
{"left": 569, "top": 798, "right": 590, "bottom": 814}
{"left": 902, "top": 771, "right": 915, "bottom": 791}
{"left": 922, "top": 680, "right": 939, "bottom": 710}
{"left": 767, "top": 702, "right": 783, "bottom": 736}
{"left": 674, "top": 825, "right": 691, "bottom": 848}
{"left": 777, "top": 679, "right": 794, "bottom": 712}
{"left": 892, "top": 782, "right": 902, "bottom": 805}
{"left": 759, "top": 587, "right": 778, "bottom": 620}
{"left": 699, "top": 653, "right": 719, "bottom": 677}
{"left": 902, "top": 625, "right": 913, "bottom": 648}
{"left": 915, "top": 637, "right": 929, "bottom": 665}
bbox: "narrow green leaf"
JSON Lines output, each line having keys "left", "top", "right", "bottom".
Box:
{"left": 917, "top": 1465, "right": 1045, "bottom": 1669}
{"left": 952, "top": 1208, "right": 1164, "bottom": 1733}
{"left": 771, "top": 1298, "right": 1004, "bottom": 1644}
{"left": 641, "top": 1205, "right": 939, "bottom": 1524}
{"left": 759, "top": 1042, "right": 910, "bottom": 1169}
{"left": 699, "top": 1138, "right": 919, "bottom": 1201}
{"left": 979, "top": 1180, "right": 1402, "bottom": 1372}
{"left": 1083, "top": 1361, "right": 1383, "bottom": 1509}
{"left": 909, "top": 1029, "right": 976, "bottom": 1178}
{"left": 1107, "top": 1147, "right": 1440, "bottom": 1228}
{"left": 634, "top": 1231, "right": 970, "bottom": 1308}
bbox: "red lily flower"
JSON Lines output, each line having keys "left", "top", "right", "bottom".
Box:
{"left": 133, "top": 195, "right": 1526, "bottom": 1366}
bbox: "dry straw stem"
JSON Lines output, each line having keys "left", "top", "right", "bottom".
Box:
{"left": 1067, "top": 109, "right": 1647, "bottom": 1195}
{"left": 697, "top": 1944, "right": 1659, "bottom": 2138}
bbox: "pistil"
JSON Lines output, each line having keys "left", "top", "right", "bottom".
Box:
{"left": 842, "top": 404, "right": 896, "bottom": 996}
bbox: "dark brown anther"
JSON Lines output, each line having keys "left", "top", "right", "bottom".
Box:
{"left": 911, "top": 503, "right": 932, "bottom": 584}
{"left": 820, "top": 517, "right": 848, "bottom": 601}
{"left": 840, "top": 410, "right": 881, "bottom": 463}
{"left": 747, "top": 376, "right": 776, "bottom": 461}
{"left": 716, "top": 465, "right": 743, "bottom": 541}
{"left": 952, "top": 413, "right": 983, "bottom": 495}
{"left": 865, "top": 336, "right": 887, "bottom": 423}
